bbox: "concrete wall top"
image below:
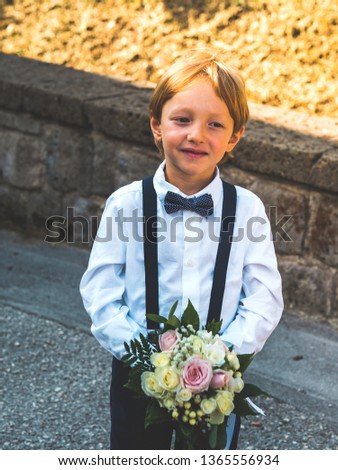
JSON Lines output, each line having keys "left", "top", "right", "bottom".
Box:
{"left": 0, "top": 52, "right": 337, "bottom": 193}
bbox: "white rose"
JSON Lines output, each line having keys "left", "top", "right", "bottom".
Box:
{"left": 197, "top": 330, "right": 213, "bottom": 342}
{"left": 203, "top": 343, "right": 226, "bottom": 367}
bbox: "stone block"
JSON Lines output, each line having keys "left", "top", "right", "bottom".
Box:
{"left": 233, "top": 119, "right": 335, "bottom": 190}
{"left": 333, "top": 274, "right": 338, "bottom": 323}
{"left": 0, "top": 109, "right": 41, "bottom": 135}
{"left": 309, "top": 149, "right": 338, "bottom": 194}
{"left": 91, "top": 133, "right": 117, "bottom": 197}
{"left": 29, "top": 185, "right": 63, "bottom": 234}
{"left": 43, "top": 124, "right": 93, "bottom": 194}
{"left": 0, "top": 130, "right": 46, "bottom": 189}
{"left": 220, "top": 164, "right": 257, "bottom": 188}
{"left": 249, "top": 180, "right": 307, "bottom": 256}
{"left": 84, "top": 87, "right": 153, "bottom": 146}
{"left": 0, "top": 128, "right": 18, "bottom": 184}
{"left": 279, "top": 257, "right": 334, "bottom": 319}
{"left": 59, "top": 194, "right": 106, "bottom": 246}
{"left": 0, "top": 185, "right": 28, "bottom": 230}
{"left": 306, "top": 193, "right": 338, "bottom": 268}
{"left": 221, "top": 165, "right": 306, "bottom": 255}
{"left": 91, "top": 122, "right": 159, "bottom": 199}
{"left": 0, "top": 53, "right": 136, "bottom": 127}
{"left": 249, "top": 102, "right": 338, "bottom": 143}
{"left": 0, "top": 183, "right": 61, "bottom": 235}
{"left": 113, "top": 143, "right": 160, "bottom": 189}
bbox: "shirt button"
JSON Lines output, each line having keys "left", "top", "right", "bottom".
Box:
{"left": 186, "top": 259, "right": 195, "bottom": 268}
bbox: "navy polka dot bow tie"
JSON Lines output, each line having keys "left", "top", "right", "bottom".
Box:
{"left": 164, "top": 191, "right": 214, "bottom": 217}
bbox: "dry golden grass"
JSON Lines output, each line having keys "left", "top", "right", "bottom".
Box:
{"left": 1, "top": 0, "right": 337, "bottom": 117}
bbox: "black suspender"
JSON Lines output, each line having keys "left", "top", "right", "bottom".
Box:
{"left": 142, "top": 176, "right": 159, "bottom": 330}
{"left": 207, "top": 181, "right": 236, "bottom": 324}
{"left": 142, "top": 176, "right": 237, "bottom": 328}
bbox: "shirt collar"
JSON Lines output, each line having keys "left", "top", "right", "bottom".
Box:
{"left": 153, "top": 161, "right": 223, "bottom": 208}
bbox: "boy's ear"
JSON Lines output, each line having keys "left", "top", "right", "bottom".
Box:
{"left": 150, "top": 115, "right": 162, "bottom": 141}
{"left": 226, "top": 126, "right": 245, "bottom": 152}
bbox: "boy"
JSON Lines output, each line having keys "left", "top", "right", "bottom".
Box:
{"left": 80, "top": 48, "right": 283, "bottom": 450}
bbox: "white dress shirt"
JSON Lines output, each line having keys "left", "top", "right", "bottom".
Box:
{"left": 80, "top": 162, "right": 283, "bottom": 360}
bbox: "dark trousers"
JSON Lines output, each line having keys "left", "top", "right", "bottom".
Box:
{"left": 110, "top": 358, "right": 240, "bottom": 450}
{"left": 110, "top": 358, "right": 173, "bottom": 449}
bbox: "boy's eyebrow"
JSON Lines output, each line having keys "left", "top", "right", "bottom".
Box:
{"left": 168, "top": 106, "right": 225, "bottom": 118}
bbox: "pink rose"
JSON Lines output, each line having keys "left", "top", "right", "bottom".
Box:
{"left": 159, "top": 330, "right": 179, "bottom": 351}
{"left": 210, "top": 369, "right": 231, "bottom": 389}
{"left": 181, "top": 358, "right": 213, "bottom": 393}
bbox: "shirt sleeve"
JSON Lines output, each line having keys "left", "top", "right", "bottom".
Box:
{"left": 79, "top": 195, "right": 147, "bottom": 359}
{"left": 220, "top": 197, "right": 284, "bottom": 354}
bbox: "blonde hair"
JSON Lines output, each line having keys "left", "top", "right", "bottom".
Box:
{"left": 149, "top": 48, "right": 249, "bottom": 161}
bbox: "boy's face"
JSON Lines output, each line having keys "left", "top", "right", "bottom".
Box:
{"left": 150, "top": 79, "right": 243, "bottom": 193}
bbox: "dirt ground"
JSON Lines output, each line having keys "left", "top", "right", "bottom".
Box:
{"left": 0, "top": 0, "right": 337, "bottom": 117}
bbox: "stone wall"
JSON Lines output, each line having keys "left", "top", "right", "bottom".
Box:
{"left": 0, "top": 53, "right": 337, "bottom": 324}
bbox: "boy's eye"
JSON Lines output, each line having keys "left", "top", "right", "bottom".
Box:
{"left": 210, "top": 122, "right": 224, "bottom": 128}
{"left": 173, "top": 117, "right": 190, "bottom": 123}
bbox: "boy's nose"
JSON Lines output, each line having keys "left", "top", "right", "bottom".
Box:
{"left": 187, "top": 123, "right": 206, "bottom": 143}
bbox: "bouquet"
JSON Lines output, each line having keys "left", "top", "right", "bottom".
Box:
{"left": 122, "top": 300, "right": 268, "bottom": 450}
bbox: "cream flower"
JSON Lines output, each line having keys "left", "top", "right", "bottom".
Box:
{"left": 190, "top": 335, "right": 204, "bottom": 353}
{"left": 163, "top": 396, "right": 175, "bottom": 410}
{"left": 150, "top": 352, "right": 170, "bottom": 368}
{"left": 228, "top": 376, "right": 244, "bottom": 393}
{"left": 216, "top": 391, "right": 234, "bottom": 416}
{"left": 226, "top": 351, "right": 240, "bottom": 371}
{"left": 200, "top": 397, "right": 217, "bottom": 415}
{"left": 141, "top": 371, "right": 164, "bottom": 398}
{"left": 176, "top": 388, "right": 192, "bottom": 402}
{"left": 155, "top": 366, "right": 180, "bottom": 391}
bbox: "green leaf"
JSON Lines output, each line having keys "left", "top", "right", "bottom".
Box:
{"left": 124, "top": 357, "right": 138, "bottom": 367}
{"left": 206, "top": 319, "right": 223, "bottom": 335}
{"left": 176, "top": 422, "right": 198, "bottom": 450}
{"left": 121, "top": 352, "right": 132, "bottom": 362}
{"left": 140, "top": 333, "right": 154, "bottom": 355}
{"left": 130, "top": 340, "right": 137, "bottom": 356}
{"left": 146, "top": 313, "right": 168, "bottom": 324}
{"left": 123, "top": 342, "right": 130, "bottom": 354}
{"left": 215, "top": 420, "right": 228, "bottom": 450}
{"left": 238, "top": 383, "right": 270, "bottom": 399}
{"left": 144, "top": 400, "right": 170, "bottom": 429}
{"left": 165, "top": 315, "right": 181, "bottom": 330}
{"left": 234, "top": 395, "right": 260, "bottom": 416}
{"left": 123, "top": 363, "right": 144, "bottom": 396}
{"left": 181, "top": 299, "right": 199, "bottom": 331}
{"left": 237, "top": 353, "right": 255, "bottom": 374}
{"left": 168, "top": 300, "right": 178, "bottom": 318}
{"left": 135, "top": 338, "right": 144, "bottom": 358}
{"left": 140, "top": 333, "right": 149, "bottom": 350}
{"left": 209, "top": 424, "right": 217, "bottom": 449}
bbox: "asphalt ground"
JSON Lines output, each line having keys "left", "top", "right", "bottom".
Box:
{"left": 1, "top": 229, "right": 338, "bottom": 450}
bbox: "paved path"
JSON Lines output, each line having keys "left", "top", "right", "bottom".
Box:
{"left": 1, "top": 229, "right": 338, "bottom": 449}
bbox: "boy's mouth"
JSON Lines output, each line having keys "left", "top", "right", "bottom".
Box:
{"left": 180, "top": 147, "right": 208, "bottom": 158}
